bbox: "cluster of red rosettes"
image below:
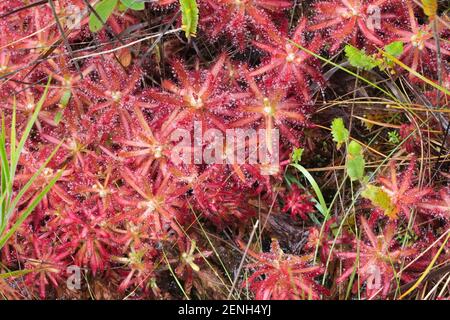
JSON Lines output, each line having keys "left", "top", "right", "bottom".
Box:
{"left": 0, "top": 0, "right": 448, "bottom": 300}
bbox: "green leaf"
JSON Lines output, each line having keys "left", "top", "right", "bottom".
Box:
{"left": 89, "top": 0, "right": 118, "bottom": 33}
{"left": 120, "top": 0, "right": 145, "bottom": 10}
{"left": 180, "top": 0, "right": 199, "bottom": 39}
{"left": 346, "top": 141, "right": 365, "bottom": 181}
{"left": 384, "top": 41, "right": 404, "bottom": 57}
{"left": 331, "top": 118, "right": 349, "bottom": 149}
{"left": 291, "top": 147, "right": 304, "bottom": 164}
{"left": 345, "top": 44, "right": 379, "bottom": 71}
{"left": 347, "top": 140, "right": 362, "bottom": 155}
{"left": 361, "top": 184, "right": 397, "bottom": 219}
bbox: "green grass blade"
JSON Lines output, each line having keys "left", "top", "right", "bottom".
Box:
{"left": 10, "top": 79, "right": 51, "bottom": 180}
{"left": 0, "top": 269, "right": 33, "bottom": 279}
{"left": 0, "top": 115, "right": 10, "bottom": 186}
{"left": 0, "top": 116, "right": 10, "bottom": 227}
{"left": 161, "top": 248, "right": 190, "bottom": 300}
{"left": 381, "top": 49, "right": 450, "bottom": 96}
{"left": 288, "top": 40, "right": 400, "bottom": 103}
{"left": 6, "top": 143, "right": 62, "bottom": 224}
{"left": 0, "top": 168, "right": 63, "bottom": 249}
{"left": 9, "top": 96, "right": 16, "bottom": 180}
{"left": 289, "top": 163, "right": 329, "bottom": 218}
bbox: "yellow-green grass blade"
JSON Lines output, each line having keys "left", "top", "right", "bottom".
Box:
{"left": 10, "top": 78, "right": 51, "bottom": 180}
{"left": 381, "top": 49, "right": 450, "bottom": 96}
{"left": 0, "top": 168, "right": 63, "bottom": 249}
{"left": 288, "top": 40, "right": 401, "bottom": 103}
{"left": 7, "top": 142, "right": 62, "bottom": 223}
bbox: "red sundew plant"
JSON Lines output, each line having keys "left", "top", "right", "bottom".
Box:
{"left": 195, "top": 173, "right": 257, "bottom": 224}
{"left": 230, "top": 71, "right": 309, "bottom": 147}
{"left": 41, "top": 56, "right": 95, "bottom": 115}
{"left": 336, "top": 217, "right": 417, "bottom": 298}
{"left": 377, "top": 159, "right": 433, "bottom": 221}
{"left": 52, "top": 0, "right": 90, "bottom": 34}
{"left": 170, "top": 165, "right": 258, "bottom": 225}
{"left": 282, "top": 184, "right": 316, "bottom": 220}
{"left": 308, "top": 0, "right": 396, "bottom": 51}
{"left": 0, "top": 0, "right": 26, "bottom": 18}
{"left": 244, "top": 239, "right": 328, "bottom": 300}
{"left": 386, "top": 2, "right": 450, "bottom": 78}
{"left": 174, "top": 238, "right": 213, "bottom": 294}
{"left": 22, "top": 235, "right": 71, "bottom": 299}
{"left": 250, "top": 18, "right": 325, "bottom": 101}
{"left": 118, "top": 107, "right": 174, "bottom": 178}
{"left": 418, "top": 188, "right": 450, "bottom": 221}
{"left": 115, "top": 167, "right": 186, "bottom": 239}
{"left": 0, "top": 0, "right": 448, "bottom": 301}
{"left": 14, "top": 149, "right": 75, "bottom": 209}
{"left": 14, "top": 7, "right": 62, "bottom": 62}
{"left": 111, "top": 219, "right": 153, "bottom": 253}
{"left": 75, "top": 165, "right": 116, "bottom": 213}
{"left": 60, "top": 206, "right": 115, "bottom": 275}
{"left": 426, "top": 67, "right": 450, "bottom": 105}
{"left": 41, "top": 132, "right": 92, "bottom": 170}
{"left": 303, "top": 217, "right": 342, "bottom": 262}
{"left": 146, "top": 54, "right": 239, "bottom": 132}
{"left": 0, "top": 47, "right": 14, "bottom": 78}
{"left": 82, "top": 56, "right": 146, "bottom": 139}
{"left": 1, "top": 88, "right": 56, "bottom": 130}
{"left": 197, "top": 183, "right": 257, "bottom": 224}
{"left": 112, "top": 245, "right": 157, "bottom": 293}
{"left": 399, "top": 124, "right": 421, "bottom": 153}
{"left": 0, "top": 42, "right": 27, "bottom": 84}
{"left": 200, "top": 0, "right": 292, "bottom": 49}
